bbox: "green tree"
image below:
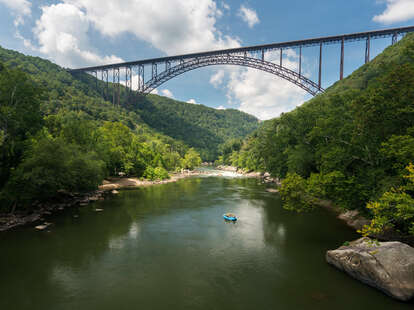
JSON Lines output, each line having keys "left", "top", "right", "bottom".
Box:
{"left": 181, "top": 148, "right": 202, "bottom": 170}
{"left": 360, "top": 163, "right": 414, "bottom": 237}
{"left": 4, "top": 131, "right": 105, "bottom": 207}
{"left": 0, "top": 63, "right": 43, "bottom": 188}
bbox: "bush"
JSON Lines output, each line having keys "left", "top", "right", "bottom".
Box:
{"left": 279, "top": 173, "right": 315, "bottom": 212}
{"left": 154, "top": 167, "right": 169, "bottom": 180}
{"left": 360, "top": 163, "right": 414, "bottom": 237}
{"left": 143, "top": 166, "right": 169, "bottom": 180}
{"left": 181, "top": 148, "right": 202, "bottom": 170}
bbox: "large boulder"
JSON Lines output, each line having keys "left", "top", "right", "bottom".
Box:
{"left": 326, "top": 237, "right": 414, "bottom": 301}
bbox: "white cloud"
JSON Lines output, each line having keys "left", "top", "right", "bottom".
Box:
{"left": 210, "top": 69, "right": 225, "bottom": 88}
{"left": 161, "top": 89, "right": 174, "bottom": 98}
{"left": 216, "top": 105, "right": 226, "bottom": 110}
{"left": 66, "top": 0, "right": 240, "bottom": 55}
{"left": 373, "top": 0, "right": 414, "bottom": 24}
{"left": 237, "top": 5, "right": 259, "bottom": 28}
{"left": 0, "top": 0, "right": 31, "bottom": 26}
{"left": 222, "top": 2, "right": 230, "bottom": 10}
{"left": 120, "top": 73, "right": 143, "bottom": 91}
{"left": 222, "top": 50, "right": 308, "bottom": 120}
{"left": 187, "top": 99, "right": 198, "bottom": 104}
{"left": 28, "top": 0, "right": 240, "bottom": 68}
{"left": 33, "top": 3, "right": 123, "bottom": 68}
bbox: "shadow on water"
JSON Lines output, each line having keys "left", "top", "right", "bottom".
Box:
{"left": 0, "top": 176, "right": 412, "bottom": 310}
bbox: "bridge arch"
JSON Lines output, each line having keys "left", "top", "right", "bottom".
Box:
{"left": 142, "top": 55, "right": 324, "bottom": 96}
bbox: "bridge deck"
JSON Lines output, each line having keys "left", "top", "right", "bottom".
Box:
{"left": 70, "top": 25, "right": 414, "bottom": 72}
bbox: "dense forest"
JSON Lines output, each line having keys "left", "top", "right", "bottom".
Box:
{"left": 0, "top": 46, "right": 258, "bottom": 212}
{"left": 221, "top": 33, "right": 414, "bottom": 238}
{"left": 0, "top": 46, "right": 258, "bottom": 161}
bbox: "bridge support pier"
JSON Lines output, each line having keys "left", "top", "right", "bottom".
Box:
{"left": 340, "top": 37, "right": 344, "bottom": 80}
{"left": 104, "top": 70, "right": 108, "bottom": 99}
{"left": 126, "top": 67, "right": 132, "bottom": 93}
{"left": 280, "top": 48, "right": 283, "bottom": 66}
{"left": 392, "top": 32, "right": 398, "bottom": 45}
{"left": 365, "top": 35, "right": 370, "bottom": 64}
{"left": 152, "top": 63, "right": 157, "bottom": 79}
{"left": 113, "top": 68, "right": 120, "bottom": 105}
{"left": 138, "top": 65, "right": 144, "bottom": 92}
{"left": 318, "top": 43, "right": 322, "bottom": 89}
{"left": 94, "top": 71, "right": 98, "bottom": 92}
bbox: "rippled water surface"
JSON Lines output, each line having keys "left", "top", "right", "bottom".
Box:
{"left": 1, "top": 175, "right": 412, "bottom": 309}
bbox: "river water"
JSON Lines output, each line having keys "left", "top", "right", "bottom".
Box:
{"left": 0, "top": 174, "right": 412, "bottom": 309}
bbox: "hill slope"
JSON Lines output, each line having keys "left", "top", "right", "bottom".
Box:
{"left": 0, "top": 46, "right": 259, "bottom": 160}
{"left": 229, "top": 33, "right": 414, "bottom": 222}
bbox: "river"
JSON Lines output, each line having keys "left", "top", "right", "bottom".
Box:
{"left": 0, "top": 173, "right": 412, "bottom": 309}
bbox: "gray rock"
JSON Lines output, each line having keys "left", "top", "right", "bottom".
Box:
{"left": 35, "top": 222, "right": 52, "bottom": 231}
{"left": 337, "top": 210, "right": 370, "bottom": 231}
{"left": 326, "top": 237, "right": 414, "bottom": 301}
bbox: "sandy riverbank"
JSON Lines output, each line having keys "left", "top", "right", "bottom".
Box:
{"left": 99, "top": 170, "right": 202, "bottom": 190}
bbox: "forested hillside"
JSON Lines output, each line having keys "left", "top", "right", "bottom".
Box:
{"left": 136, "top": 96, "right": 258, "bottom": 160}
{"left": 0, "top": 46, "right": 257, "bottom": 211}
{"left": 0, "top": 46, "right": 258, "bottom": 161}
{"left": 226, "top": 33, "right": 414, "bottom": 238}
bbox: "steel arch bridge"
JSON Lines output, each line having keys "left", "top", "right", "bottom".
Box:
{"left": 143, "top": 54, "right": 322, "bottom": 96}
{"left": 69, "top": 25, "right": 414, "bottom": 105}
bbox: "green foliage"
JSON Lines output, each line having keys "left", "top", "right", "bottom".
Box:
{"left": 143, "top": 166, "right": 170, "bottom": 181}
{"left": 230, "top": 33, "right": 414, "bottom": 237}
{"left": 306, "top": 171, "right": 359, "bottom": 209}
{"left": 136, "top": 95, "right": 258, "bottom": 161}
{"left": 4, "top": 131, "right": 105, "bottom": 205}
{"left": 0, "top": 64, "right": 43, "bottom": 188}
{"left": 279, "top": 173, "right": 315, "bottom": 212}
{"left": 154, "top": 167, "right": 169, "bottom": 180}
{"left": 181, "top": 148, "right": 202, "bottom": 170}
{"left": 380, "top": 135, "right": 414, "bottom": 172}
{"left": 0, "top": 45, "right": 258, "bottom": 163}
{"left": 0, "top": 44, "right": 244, "bottom": 211}
{"left": 360, "top": 163, "right": 414, "bottom": 237}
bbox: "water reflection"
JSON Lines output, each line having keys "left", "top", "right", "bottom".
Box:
{"left": 0, "top": 176, "right": 412, "bottom": 310}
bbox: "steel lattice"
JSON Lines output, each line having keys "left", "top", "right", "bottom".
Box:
{"left": 143, "top": 55, "right": 323, "bottom": 96}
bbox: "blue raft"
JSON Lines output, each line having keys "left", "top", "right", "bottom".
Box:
{"left": 223, "top": 213, "right": 237, "bottom": 221}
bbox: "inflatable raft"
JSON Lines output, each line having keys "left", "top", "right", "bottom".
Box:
{"left": 223, "top": 213, "right": 237, "bottom": 221}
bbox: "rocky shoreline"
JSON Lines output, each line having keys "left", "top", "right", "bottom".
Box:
{"left": 0, "top": 170, "right": 202, "bottom": 232}
{"left": 1, "top": 168, "right": 271, "bottom": 232}
{"left": 215, "top": 165, "right": 281, "bottom": 184}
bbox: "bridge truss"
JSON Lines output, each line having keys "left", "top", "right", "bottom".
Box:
{"left": 69, "top": 25, "right": 414, "bottom": 105}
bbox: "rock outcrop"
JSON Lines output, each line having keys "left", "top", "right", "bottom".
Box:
{"left": 326, "top": 237, "right": 414, "bottom": 301}
{"left": 337, "top": 210, "right": 370, "bottom": 231}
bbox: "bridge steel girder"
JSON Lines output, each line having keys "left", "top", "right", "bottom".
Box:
{"left": 70, "top": 25, "right": 414, "bottom": 73}
{"left": 70, "top": 26, "right": 414, "bottom": 99}
{"left": 142, "top": 55, "right": 324, "bottom": 96}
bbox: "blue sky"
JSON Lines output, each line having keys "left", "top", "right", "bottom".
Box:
{"left": 1, "top": 0, "right": 414, "bottom": 119}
